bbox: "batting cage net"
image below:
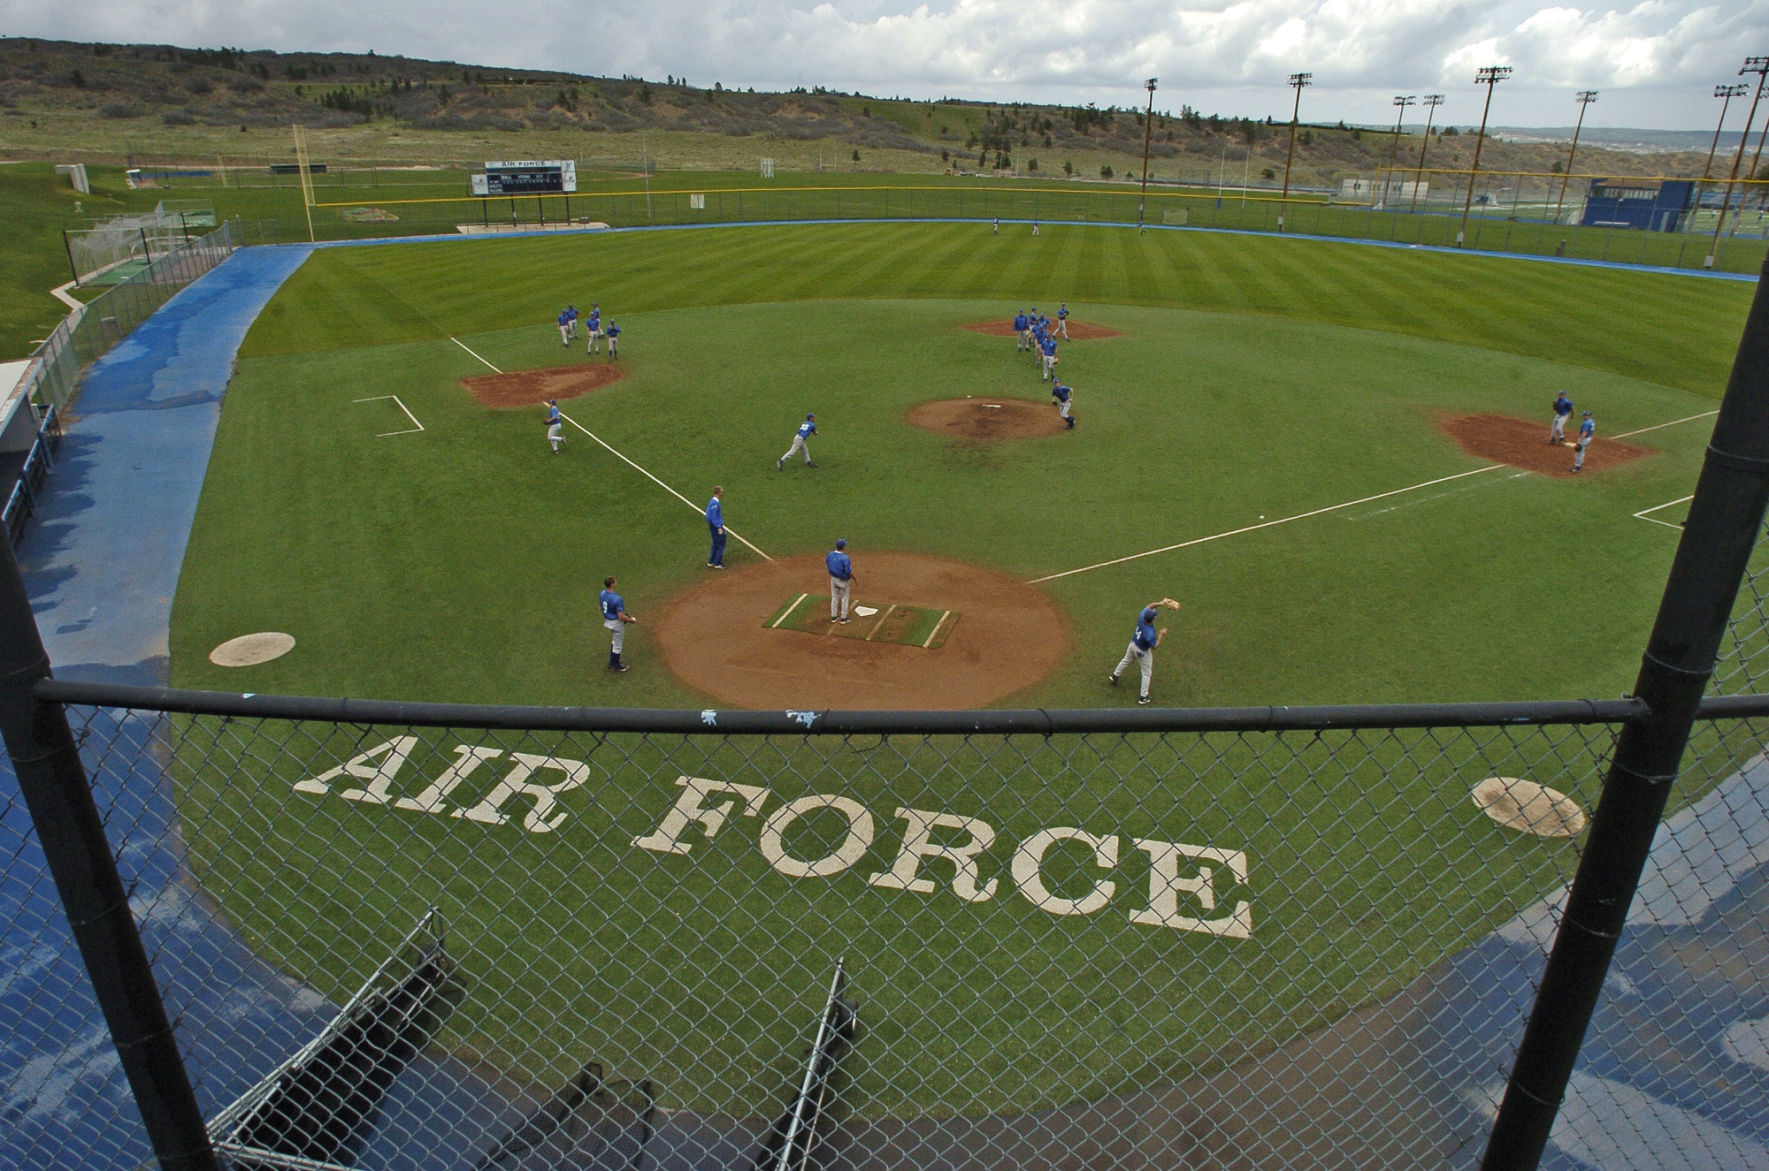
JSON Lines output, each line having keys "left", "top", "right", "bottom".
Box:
{"left": 4, "top": 674, "right": 1768, "bottom": 1170}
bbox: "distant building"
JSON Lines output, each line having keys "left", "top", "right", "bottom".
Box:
{"left": 1579, "top": 178, "right": 1695, "bottom": 232}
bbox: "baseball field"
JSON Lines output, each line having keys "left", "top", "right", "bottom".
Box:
{"left": 162, "top": 220, "right": 1756, "bottom": 1118}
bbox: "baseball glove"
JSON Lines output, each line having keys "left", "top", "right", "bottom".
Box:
{"left": 1156, "top": 598, "right": 1182, "bottom": 611}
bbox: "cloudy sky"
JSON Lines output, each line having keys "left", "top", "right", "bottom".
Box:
{"left": 5, "top": 0, "right": 1768, "bottom": 131}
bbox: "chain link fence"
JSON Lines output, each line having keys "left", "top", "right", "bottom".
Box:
{"left": 4, "top": 682, "right": 1767, "bottom": 1170}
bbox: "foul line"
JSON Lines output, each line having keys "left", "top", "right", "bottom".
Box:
{"left": 771, "top": 593, "right": 809, "bottom": 628}
{"left": 352, "top": 395, "right": 424, "bottom": 437}
{"left": 451, "top": 336, "right": 501, "bottom": 373}
{"left": 560, "top": 412, "right": 774, "bottom": 561}
{"left": 1031, "top": 408, "right": 1722, "bottom": 585}
{"left": 1634, "top": 495, "right": 1693, "bottom": 531}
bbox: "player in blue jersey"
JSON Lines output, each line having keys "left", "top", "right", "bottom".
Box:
{"left": 1013, "top": 309, "right": 1029, "bottom": 350}
{"left": 1572, "top": 411, "right": 1595, "bottom": 472}
{"left": 1057, "top": 302, "right": 1069, "bottom": 338}
{"left": 585, "top": 306, "right": 603, "bottom": 354}
{"left": 545, "top": 399, "right": 563, "bottom": 453}
{"left": 1549, "top": 391, "right": 1574, "bottom": 444}
{"left": 778, "top": 413, "right": 818, "bottom": 469}
{"left": 566, "top": 303, "right": 579, "bottom": 341}
{"left": 826, "top": 538, "right": 855, "bottom": 623}
{"left": 557, "top": 309, "right": 571, "bottom": 347}
{"left": 1108, "top": 601, "right": 1175, "bottom": 704}
{"left": 605, "top": 321, "right": 620, "bottom": 358}
{"left": 705, "top": 486, "right": 727, "bottom": 568}
{"left": 1039, "top": 332, "right": 1059, "bottom": 381}
{"left": 1052, "top": 381, "right": 1074, "bottom": 428}
{"left": 598, "top": 576, "right": 637, "bottom": 672}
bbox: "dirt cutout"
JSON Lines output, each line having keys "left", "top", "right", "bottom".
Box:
{"left": 653, "top": 553, "right": 1069, "bottom": 709}
{"left": 462, "top": 364, "right": 625, "bottom": 408}
{"left": 963, "top": 320, "right": 1123, "bottom": 340}
{"left": 907, "top": 398, "right": 1072, "bottom": 441}
{"left": 1439, "top": 413, "right": 1651, "bottom": 479}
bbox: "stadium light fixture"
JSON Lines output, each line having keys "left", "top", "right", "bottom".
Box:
{"left": 1410, "top": 94, "right": 1445, "bottom": 212}
{"left": 1278, "top": 72, "right": 1312, "bottom": 231}
{"left": 1704, "top": 83, "right": 1750, "bottom": 182}
{"left": 1706, "top": 57, "right": 1769, "bottom": 269}
{"left": 1138, "top": 78, "right": 1158, "bottom": 231}
{"left": 1383, "top": 95, "right": 1416, "bottom": 207}
{"left": 1457, "top": 66, "right": 1512, "bottom": 246}
{"left": 1551, "top": 90, "right": 1599, "bottom": 227}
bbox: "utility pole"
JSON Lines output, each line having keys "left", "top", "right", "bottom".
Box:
{"left": 1458, "top": 65, "right": 1512, "bottom": 247}
{"left": 1552, "top": 90, "right": 1599, "bottom": 226}
{"left": 1704, "top": 83, "right": 1749, "bottom": 182}
{"left": 1707, "top": 57, "right": 1769, "bottom": 270}
{"left": 1278, "top": 71, "right": 1311, "bottom": 231}
{"left": 1383, "top": 94, "right": 1416, "bottom": 207}
{"left": 1138, "top": 78, "right": 1158, "bottom": 231}
{"left": 1411, "top": 94, "right": 1445, "bottom": 212}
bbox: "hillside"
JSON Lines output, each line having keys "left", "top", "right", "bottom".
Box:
{"left": 0, "top": 37, "right": 1723, "bottom": 187}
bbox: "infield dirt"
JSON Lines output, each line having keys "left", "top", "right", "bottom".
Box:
{"left": 1439, "top": 412, "right": 1651, "bottom": 478}
{"left": 462, "top": 363, "right": 625, "bottom": 407}
{"left": 653, "top": 553, "right": 1069, "bottom": 709}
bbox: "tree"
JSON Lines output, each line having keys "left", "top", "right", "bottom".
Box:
{"left": 1027, "top": 158, "right": 1038, "bottom": 172}
{"left": 1100, "top": 164, "right": 1114, "bottom": 178}
{"left": 852, "top": 149, "right": 860, "bottom": 162}
{"left": 1063, "top": 160, "right": 1073, "bottom": 175}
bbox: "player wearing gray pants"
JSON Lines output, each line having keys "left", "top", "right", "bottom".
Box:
{"left": 826, "top": 539, "right": 854, "bottom": 623}
{"left": 1108, "top": 604, "right": 1168, "bottom": 704}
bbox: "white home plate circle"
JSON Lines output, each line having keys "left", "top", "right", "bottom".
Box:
{"left": 853, "top": 605, "right": 880, "bottom": 617}
{"left": 210, "top": 632, "right": 296, "bottom": 667}
{"left": 1471, "top": 777, "right": 1587, "bottom": 838}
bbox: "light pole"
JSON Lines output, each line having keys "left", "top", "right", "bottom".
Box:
{"left": 1411, "top": 94, "right": 1444, "bottom": 212}
{"left": 1383, "top": 94, "right": 1416, "bottom": 207}
{"left": 1278, "top": 71, "right": 1311, "bottom": 231}
{"left": 1707, "top": 57, "right": 1769, "bottom": 269}
{"left": 1704, "top": 84, "right": 1749, "bottom": 182}
{"left": 1138, "top": 77, "right": 1158, "bottom": 231}
{"left": 1552, "top": 90, "right": 1598, "bottom": 226}
{"left": 1457, "top": 65, "right": 1512, "bottom": 247}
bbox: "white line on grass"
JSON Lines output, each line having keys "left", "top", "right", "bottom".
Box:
{"left": 922, "top": 611, "right": 953, "bottom": 648}
{"left": 1634, "top": 495, "right": 1693, "bottom": 531}
{"left": 1032, "top": 408, "right": 1720, "bottom": 584}
{"left": 559, "top": 412, "right": 774, "bottom": 561}
{"left": 1029, "top": 465, "right": 1507, "bottom": 584}
{"left": 865, "top": 604, "right": 896, "bottom": 640}
{"left": 770, "top": 594, "right": 810, "bottom": 628}
{"left": 352, "top": 395, "right": 425, "bottom": 437}
{"left": 451, "top": 337, "right": 501, "bottom": 373}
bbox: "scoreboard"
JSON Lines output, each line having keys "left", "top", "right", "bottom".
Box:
{"left": 470, "top": 160, "right": 577, "bottom": 196}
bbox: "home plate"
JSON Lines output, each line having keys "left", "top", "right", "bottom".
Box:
{"left": 854, "top": 605, "right": 880, "bottom": 617}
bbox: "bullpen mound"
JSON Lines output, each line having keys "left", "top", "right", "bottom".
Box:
{"left": 1440, "top": 413, "right": 1651, "bottom": 479}
{"left": 907, "top": 398, "right": 1071, "bottom": 441}
{"left": 654, "top": 553, "right": 1069, "bottom": 709}
{"left": 463, "top": 363, "right": 625, "bottom": 408}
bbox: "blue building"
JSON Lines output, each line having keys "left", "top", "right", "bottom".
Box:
{"left": 1579, "top": 178, "right": 1696, "bottom": 232}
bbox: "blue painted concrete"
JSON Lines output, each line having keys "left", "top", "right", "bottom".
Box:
{"left": 0, "top": 223, "right": 1763, "bottom": 1169}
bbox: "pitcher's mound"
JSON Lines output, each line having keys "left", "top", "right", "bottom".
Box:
{"left": 654, "top": 553, "right": 1069, "bottom": 709}
{"left": 908, "top": 398, "right": 1071, "bottom": 441}
{"left": 463, "top": 363, "right": 625, "bottom": 408}
{"left": 1440, "top": 413, "right": 1650, "bottom": 478}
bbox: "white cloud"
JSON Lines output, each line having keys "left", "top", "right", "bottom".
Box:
{"left": 3, "top": 0, "right": 1766, "bottom": 128}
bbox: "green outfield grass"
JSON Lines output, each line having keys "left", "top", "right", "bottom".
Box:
{"left": 164, "top": 220, "right": 1756, "bottom": 1117}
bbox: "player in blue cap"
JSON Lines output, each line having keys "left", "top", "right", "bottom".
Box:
{"left": 1108, "top": 599, "right": 1178, "bottom": 704}
{"left": 1572, "top": 410, "right": 1595, "bottom": 472}
{"left": 778, "top": 412, "right": 818, "bottom": 469}
{"left": 826, "top": 538, "right": 855, "bottom": 623}
{"left": 598, "top": 576, "right": 637, "bottom": 672}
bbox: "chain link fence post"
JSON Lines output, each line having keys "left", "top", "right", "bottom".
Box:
{"left": 1483, "top": 252, "right": 1769, "bottom": 1168}
{"left": 0, "top": 538, "right": 218, "bottom": 1171}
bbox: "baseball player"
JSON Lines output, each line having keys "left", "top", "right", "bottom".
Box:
{"left": 1039, "top": 332, "right": 1059, "bottom": 381}
{"left": 778, "top": 413, "right": 818, "bottom": 469}
{"left": 585, "top": 305, "right": 603, "bottom": 354}
{"left": 1052, "top": 381, "right": 1075, "bottom": 429}
{"left": 545, "top": 399, "right": 563, "bottom": 452}
{"left": 1108, "top": 602, "right": 1170, "bottom": 705}
{"left": 1013, "top": 308, "right": 1029, "bottom": 351}
{"left": 556, "top": 309, "right": 572, "bottom": 347}
{"left": 993, "top": 217, "right": 999, "bottom": 235}
{"left": 1572, "top": 411, "right": 1595, "bottom": 472}
{"left": 566, "top": 303, "right": 579, "bottom": 341}
{"left": 1057, "top": 302, "right": 1070, "bottom": 338}
{"left": 598, "top": 576, "right": 636, "bottom": 672}
{"left": 605, "top": 321, "right": 620, "bottom": 358}
{"left": 1549, "top": 391, "right": 1574, "bottom": 444}
{"left": 705, "top": 486, "right": 726, "bottom": 568}
{"left": 826, "top": 538, "right": 855, "bottom": 623}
